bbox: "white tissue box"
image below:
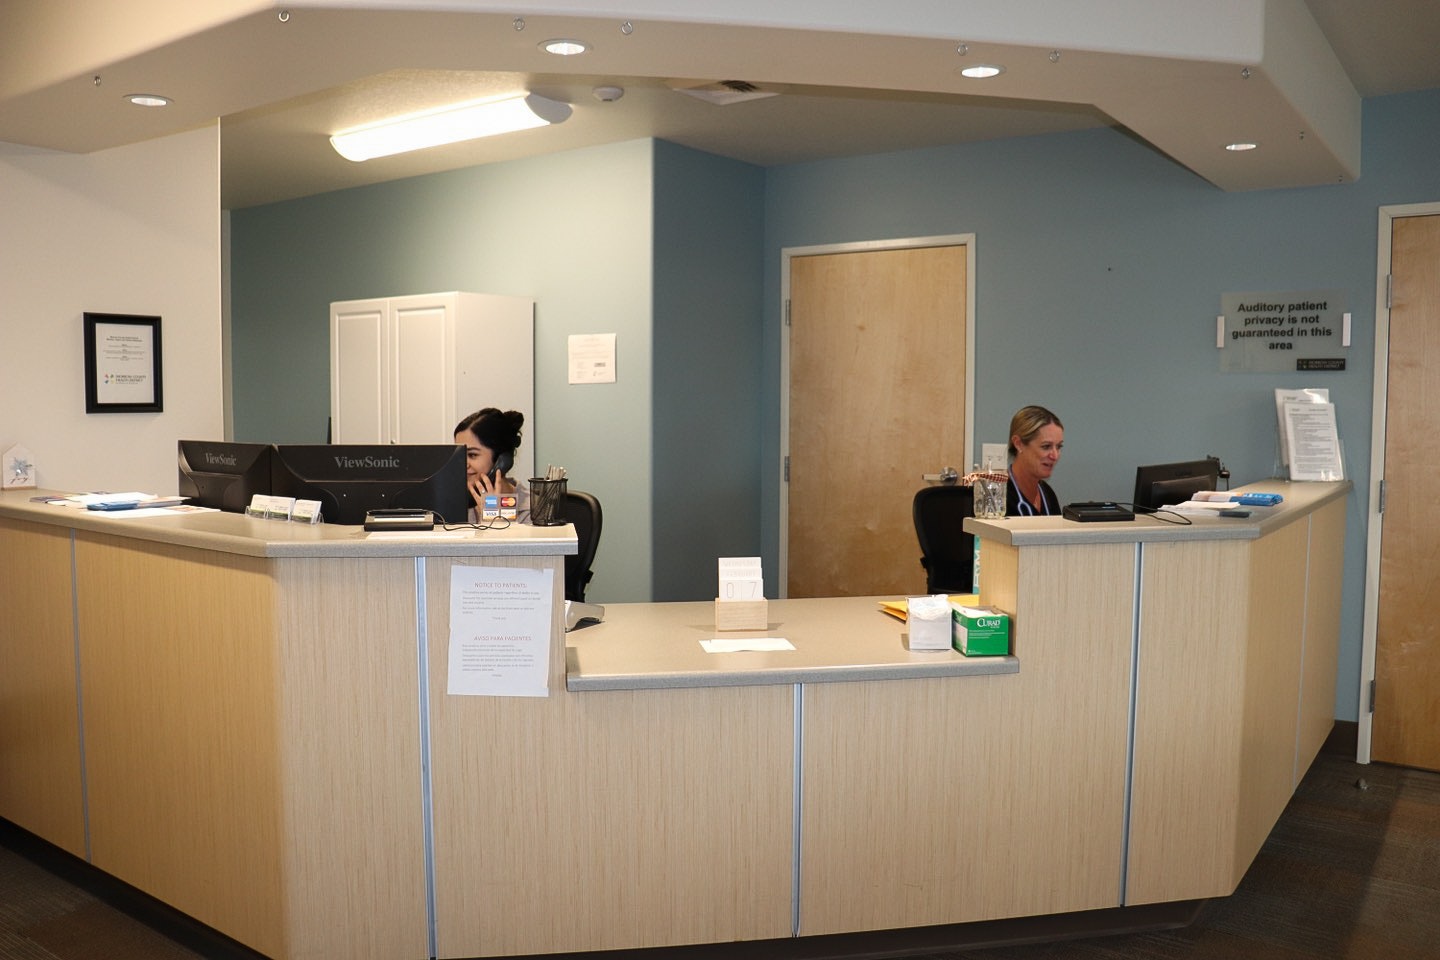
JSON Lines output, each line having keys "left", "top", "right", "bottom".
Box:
{"left": 907, "top": 595, "right": 953, "bottom": 650}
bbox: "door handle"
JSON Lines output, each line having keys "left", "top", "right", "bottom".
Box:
{"left": 922, "top": 466, "right": 960, "bottom": 485}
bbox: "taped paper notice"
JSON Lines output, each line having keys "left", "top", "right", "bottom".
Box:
{"left": 448, "top": 565, "right": 553, "bottom": 696}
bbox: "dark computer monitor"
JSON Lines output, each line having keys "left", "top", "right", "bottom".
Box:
{"left": 1132, "top": 457, "right": 1222, "bottom": 511}
{"left": 269, "top": 444, "right": 468, "bottom": 525}
{"left": 177, "top": 440, "right": 273, "bottom": 513}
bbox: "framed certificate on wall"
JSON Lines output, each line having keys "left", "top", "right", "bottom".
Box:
{"left": 83, "top": 312, "right": 163, "bottom": 413}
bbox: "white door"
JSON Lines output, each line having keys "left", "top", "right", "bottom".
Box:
{"left": 391, "top": 295, "right": 455, "bottom": 444}
{"left": 330, "top": 301, "right": 387, "bottom": 443}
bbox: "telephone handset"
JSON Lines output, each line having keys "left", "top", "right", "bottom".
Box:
{"left": 489, "top": 451, "right": 514, "bottom": 482}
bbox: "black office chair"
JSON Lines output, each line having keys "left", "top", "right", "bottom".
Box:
{"left": 912, "top": 484, "right": 975, "bottom": 595}
{"left": 562, "top": 490, "right": 603, "bottom": 602}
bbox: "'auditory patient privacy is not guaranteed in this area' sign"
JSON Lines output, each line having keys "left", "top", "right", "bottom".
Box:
{"left": 1219, "top": 289, "right": 1347, "bottom": 373}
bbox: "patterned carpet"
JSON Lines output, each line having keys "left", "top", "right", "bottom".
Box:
{"left": 1, "top": 748, "right": 1436, "bottom": 960}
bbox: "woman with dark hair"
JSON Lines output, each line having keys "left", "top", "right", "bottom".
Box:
{"left": 454, "top": 407, "right": 528, "bottom": 522}
{"left": 1006, "top": 405, "right": 1064, "bottom": 516}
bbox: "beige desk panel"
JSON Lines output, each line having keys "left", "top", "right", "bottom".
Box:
{"left": 1128, "top": 538, "right": 1249, "bottom": 904}
{"left": 1127, "top": 518, "right": 1310, "bottom": 903}
{"left": 74, "top": 533, "right": 286, "bottom": 958}
{"left": 1297, "top": 500, "right": 1345, "bottom": 775}
{"left": 428, "top": 557, "right": 796, "bottom": 957}
{"left": 1233, "top": 518, "right": 1308, "bottom": 884}
{"left": 0, "top": 518, "right": 86, "bottom": 855}
{"left": 271, "top": 556, "right": 430, "bottom": 960}
{"left": 800, "top": 540, "right": 1135, "bottom": 933}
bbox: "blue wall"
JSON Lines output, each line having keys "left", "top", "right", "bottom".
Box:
{"left": 651, "top": 140, "right": 767, "bottom": 599}
{"left": 761, "top": 89, "right": 1440, "bottom": 720}
{"left": 230, "top": 138, "right": 768, "bottom": 602}
{"left": 231, "top": 139, "right": 660, "bottom": 601}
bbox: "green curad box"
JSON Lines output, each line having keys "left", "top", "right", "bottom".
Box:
{"left": 950, "top": 603, "right": 1010, "bottom": 656}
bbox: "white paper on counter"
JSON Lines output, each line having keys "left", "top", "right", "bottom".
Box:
{"left": 700, "top": 638, "right": 794, "bottom": 653}
{"left": 448, "top": 565, "right": 552, "bottom": 697}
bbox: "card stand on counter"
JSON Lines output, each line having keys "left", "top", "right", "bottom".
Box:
{"left": 246, "top": 495, "right": 322, "bottom": 524}
{"left": 715, "top": 556, "right": 767, "bottom": 632}
{"left": 715, "top": 598, "right": 768, "bottom": 631}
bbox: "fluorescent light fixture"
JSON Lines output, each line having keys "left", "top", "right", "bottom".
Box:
{"left": 329, "top": 93, "right": 572, "bottom": 162}
{"left": 541, "top": 38, "right": 588, "bottom": 55}
{"left": 125, "top": 93, "right": 170, "bottom": 107}
{"left": 960, "top": 64, "right": 1004, "bottom": 78}
{"left": 1225, "top": 141, "right": 1259, "bottom": 151}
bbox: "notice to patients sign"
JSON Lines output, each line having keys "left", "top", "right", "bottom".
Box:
{"left": 1219, "top": 289, "right": 1346, "bottom": 373}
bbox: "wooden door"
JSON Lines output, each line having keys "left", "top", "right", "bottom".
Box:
{"left": 1374, "top": 213, "right": 1440, "bottom": 771}
{"left": 786, "top": 244, "right": 967, "bottom": 598}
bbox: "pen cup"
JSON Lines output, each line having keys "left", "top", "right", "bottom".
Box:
{"left": 973, "top": 472, "right": 1007, "bottom": 520}
{"left": 529, "top": 477, "right": 568, "bottom": 526}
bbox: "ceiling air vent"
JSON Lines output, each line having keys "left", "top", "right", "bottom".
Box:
{"left": 672, "top": 80, "right": 780, "bottom": 105}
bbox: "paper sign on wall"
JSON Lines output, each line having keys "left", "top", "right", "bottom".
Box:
{"left": 568, "top": 333, "right": 617, "bottom": 384}
{"left": 447, "top": 565, "right": 552, "bottom": 697}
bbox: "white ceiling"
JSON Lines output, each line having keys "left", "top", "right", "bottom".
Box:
{"left": 0, "top": 1, "right": 1436, "bottom": 210}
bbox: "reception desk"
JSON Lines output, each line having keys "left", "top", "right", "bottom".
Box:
{"left": 0, "top": 492, "right": 574, "bottom": 960}
{"left": 966, "top": 479, "right": 1348, "bottom": 905}
{"left": 0, "top": 480, "right": 1348, "bottom": 960}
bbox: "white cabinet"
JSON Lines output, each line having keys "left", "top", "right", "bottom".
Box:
{"left": 330, "top": 291, "right": 535, "bottom": 480}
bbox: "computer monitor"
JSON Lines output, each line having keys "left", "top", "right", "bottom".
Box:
{"left": 269, "top": 444, "right": 468, "bottom": 525}
{"left": 177, "top": 440, "right": 273, "bottom": 513}
{"left": 1132, "top": 458, "right": 1222, "bottom": 511}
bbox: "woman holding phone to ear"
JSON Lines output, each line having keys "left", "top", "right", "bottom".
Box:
{"left": 454, "top": 408, "right": 528, "bottom": 522}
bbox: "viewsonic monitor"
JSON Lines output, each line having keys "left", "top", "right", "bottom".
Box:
{"left": 269, "top": 444, "right": 468, "bottom": 525}
{"left": 177, "top": 440, "right": 273, "bottom": 513}
{"left": 1132, "top": 457, "right": 1222, "bottom": 511}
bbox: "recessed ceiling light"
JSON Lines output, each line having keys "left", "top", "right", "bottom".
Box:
{"left": 540, "top": 38, "right": 588, "bottom": 55}
{"left": 125, "top": 94, "right": 170, "bottom": 107}
{"left": 960, "top": 64, "right": 1004, "bottom": 79}
{"left": 1225, "top": 141, "right": 1259, "bottom": 151}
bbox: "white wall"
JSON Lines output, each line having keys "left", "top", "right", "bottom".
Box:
{"left": 0, "top": 125, "right": 224, "bottom": 494}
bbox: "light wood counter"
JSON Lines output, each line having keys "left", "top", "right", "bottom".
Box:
{"left": 4, "top": 489, "right": 575, "bottom": 557}
{"left": 0, "top": 481, "right": 1350, "bottom": 959}
{"left": 0, "top": 516, "right": 85, "bottom": 858}
{"left": 0, "top": 491, "right": 574, "bottom": 960}
{"left": 969, "top": 480, "right": 1350, "bottom": 906}
{"left": 965, "top": 478, "right": 1345, "bottom": 545}
{"left": 566, "top": 596, "right": 1018, "bottom": 690}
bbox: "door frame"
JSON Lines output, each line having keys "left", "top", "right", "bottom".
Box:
{"left": 1359, "top": 201, "right": 1440, "bottom": 762}
{"left": 778, "top": 234, "right": 977, "bottom": 596}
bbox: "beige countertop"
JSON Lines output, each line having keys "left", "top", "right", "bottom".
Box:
{"left": 965, "top": 479, "right": 1351, "bottom": 546}
{"left": 565, "top": 595, "right": 1018, "bottom": 690}
{"left": 0, "top": 488, "right": 576, "bottom": 559}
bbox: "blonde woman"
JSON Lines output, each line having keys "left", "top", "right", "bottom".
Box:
{"left": 1006, "top": 405, "right": 1064, "bottom": 516}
